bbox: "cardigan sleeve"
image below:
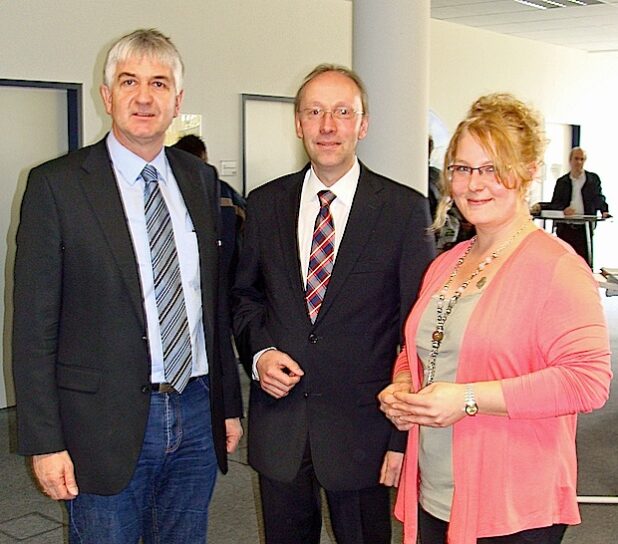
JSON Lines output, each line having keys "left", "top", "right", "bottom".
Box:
{"left": 393, "top": 346, "right": 411, "bottom": 377}
{"left": 502, "top": 252, "right": 612, "bottom": 419}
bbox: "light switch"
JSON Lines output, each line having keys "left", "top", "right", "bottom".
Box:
{"left": 220, "top": 160, "right": 237, "bottom": 177}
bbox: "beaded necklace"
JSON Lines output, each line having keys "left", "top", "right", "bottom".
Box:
{"left": 424, "top": 221, "right": 530, "bottom": 385}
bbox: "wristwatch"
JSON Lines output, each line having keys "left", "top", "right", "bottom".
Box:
{"left": 464, "top": 384, "right": 479, "bottom": 416}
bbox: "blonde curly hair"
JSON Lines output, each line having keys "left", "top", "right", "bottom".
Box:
{"left": 433, "top": 93, "right": 546, "bottom": 231}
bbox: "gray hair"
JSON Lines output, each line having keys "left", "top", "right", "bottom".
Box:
{"left": 103, "top": 29, "right": 184, "bottom": 90}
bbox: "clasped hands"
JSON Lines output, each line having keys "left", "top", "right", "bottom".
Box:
{"left": 379, "top": 380, "right": 468, "bottom": 430}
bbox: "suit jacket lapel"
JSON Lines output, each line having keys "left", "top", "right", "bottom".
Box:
{"left": 315, "top": 165, "right": 384, "bottom": 324}
{"left": 275, "top": 171, "right": 311, "bottom": 322}
{"left": 79, "top": 139, "right": 145, "bottom": 326}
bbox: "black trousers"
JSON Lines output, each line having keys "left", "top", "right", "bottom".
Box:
{"left": 258, "top": 440, "right": 391, "bottom": 544}
{"left": 418, "top": 507, "right": 568, "bottom": 544}
{"left": 556, "top": 223, "right": 591, "bottom": 267}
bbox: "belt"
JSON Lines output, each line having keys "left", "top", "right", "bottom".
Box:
{"left": 149, "top": 375, "right": 204, "bottom": 394}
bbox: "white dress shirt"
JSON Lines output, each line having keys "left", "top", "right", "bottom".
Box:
{"left": 106, "top": 132, "right": 208, "bottom": 382}
{"left": 569, "top": 171, "right": 586, "bottom": 215}
{"left": 297, "top": 161, "right": 360, "bottom": 286}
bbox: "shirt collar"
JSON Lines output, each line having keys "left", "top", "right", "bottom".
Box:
{"left": 306, "top": 158, "right": 360, "bottom": 207}
{"left": 569, "top": 170, "right": 586, "bottom": 184}
{"left": 106, "top": 131, "right": 169, "bottom": 185}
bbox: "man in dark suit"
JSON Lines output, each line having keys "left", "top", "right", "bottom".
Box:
{"left": 233, "top": 64, "right": 435, "bottom": 544}
{"left": 12, "top": 29, "right": 242, "bottom": 543}
{"left": 550, "top": 147, "right": 610, "bottom": 266}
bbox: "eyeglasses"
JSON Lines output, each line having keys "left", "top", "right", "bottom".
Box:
{"left": 447, "top": 164, "right": 496, "bottom": 179}
{"left": 299, "top": 106, "right": 364, "bottom": 121}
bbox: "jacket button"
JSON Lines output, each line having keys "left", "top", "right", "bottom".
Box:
{"left": 308, "top": 333, "right": 318, "bottom": 344}
{"left": 141, "top": 385, "right": 150, "bottom": 394}
{"left": 303, "top": 392, "right": 309, "bottom": 398}
{"left": 142, "top": 335, "right": 148, "bottom": 341}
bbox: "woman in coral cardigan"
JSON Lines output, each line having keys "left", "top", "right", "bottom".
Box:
{"left": 379, "top": 94, "right": 612, "bottom": 544}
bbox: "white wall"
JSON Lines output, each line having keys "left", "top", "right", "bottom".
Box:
{"left": 0, "top": 0, "right": 353, "bottom": 193}
{"left": 2, "top": 3, "right": 615, "bottom": 201}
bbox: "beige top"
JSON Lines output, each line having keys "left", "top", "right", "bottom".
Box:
{"left": 416, "top": 290, "right": 483, "bottom": 521}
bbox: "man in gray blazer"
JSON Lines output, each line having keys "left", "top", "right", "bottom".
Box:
{"left": 234, "top": 64, "right": 435, "bottom": 544}
{"left": 12, "top": 29, "right": 242, "bottom": 543}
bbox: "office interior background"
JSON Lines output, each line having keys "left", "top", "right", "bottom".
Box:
{"left": 0, "top": 0, "right": 617, "bottom": 541}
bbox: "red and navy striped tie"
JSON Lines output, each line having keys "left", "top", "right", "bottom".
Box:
{"left": 305, "top": 190, "right": 336, "bottom": 323}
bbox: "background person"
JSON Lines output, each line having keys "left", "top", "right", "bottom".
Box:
{"left": 233, "top": 64, "right": 435, "bottom": 544}
{"left": 172, "top": 134, "right": 251, "bottom": 376}
{"left": 428, "top": 135, "right": 475, "bottom": 252}
{"left": 379, "top": 93, "right": 611, "bottom": 544}
{"left": 549, "top": 146, "right": 610, "bottom": 266}
{"left": 12, "top": 29, "right": 242, "bottom": 544}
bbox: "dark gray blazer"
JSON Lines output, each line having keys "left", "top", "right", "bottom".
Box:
{"left": 12, "top": 138, "right": 242, "bottom": 495}
{"left": 233, "top": 163, "right": 435, "bottom": 491}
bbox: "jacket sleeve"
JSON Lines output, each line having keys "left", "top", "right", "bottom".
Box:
{"left": 12, "top": 167, "right": 66, "bottom": 455}
{"left": 501, "top": 253, "right": 612, "bottom": 419}
{"left": 398, "top": 193, "right": 436, "bottom": 335}
{"left": 232, "top": 191, "right": 275, "bottom": 358}
{"left": 549, "top": 176, "right": 571, "bottom": 210}
{"left": 590, "top": 173, "right": 609, "bottom": 213}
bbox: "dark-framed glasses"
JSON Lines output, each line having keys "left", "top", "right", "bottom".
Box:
{"left": 299, "top": 106, "right": 364, "bottom": 121}
{"left": 447, "top": 164, "right": 496, "bottom": 179}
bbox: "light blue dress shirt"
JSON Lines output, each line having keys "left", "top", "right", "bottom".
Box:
{"left": 106, "top": 132, "right": 208, "bottom": 382}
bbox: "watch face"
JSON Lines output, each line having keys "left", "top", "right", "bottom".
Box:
{"left": 465, "top": 403, "right": 479, "bottom": 416}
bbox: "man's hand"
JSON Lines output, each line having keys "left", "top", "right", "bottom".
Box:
{"left": 225, "top": 418, "right": 243, "bottom": 453}
{"left": 32, "top": 450, "right": 78, "bottom": 500}
{"left": 379, "top": 451, "right": 404, "bottom": 487}
{"left": 564, "top": 207, "right": 576, "bottom": 216}
{"left": 256, "top": 349, "right": 304, "bottom": 399}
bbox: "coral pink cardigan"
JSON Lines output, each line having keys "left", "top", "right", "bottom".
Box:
{"left": 393, "top": 230, "right": 612, "bottom": 544}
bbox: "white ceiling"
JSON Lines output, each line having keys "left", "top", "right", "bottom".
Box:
{"left": 431, "top": 0, "right": 618, "bottom": 54}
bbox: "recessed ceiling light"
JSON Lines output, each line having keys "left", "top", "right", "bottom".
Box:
{"left": 513, "top": 0, "right": 548, "bottom": 9}
{"left": 513, "top": 0, "right": 601, "bottom": 7}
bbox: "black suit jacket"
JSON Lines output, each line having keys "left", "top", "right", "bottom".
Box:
{"left": 233, "top": 163, "right": 435, "bottom": 491}
{"left": 12, "top": 138, "right": 242, "bottom": 495}
{"left": 550, "top": 171, "right": 609, "bottom": 216}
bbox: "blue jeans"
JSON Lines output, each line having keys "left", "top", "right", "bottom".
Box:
{"left": 66, "top": 376, "right": 218, "bottom": 544}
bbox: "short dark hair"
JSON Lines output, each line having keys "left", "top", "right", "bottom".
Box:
{"left": 172, "top": 134, "right": 207, "bottom": 159}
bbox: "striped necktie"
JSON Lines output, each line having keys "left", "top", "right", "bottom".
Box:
{"left": 142, "top": 164, "right": 192, "bottom": 393}
{"left": 305, "top": 190, "right": 336, "bottom": 323}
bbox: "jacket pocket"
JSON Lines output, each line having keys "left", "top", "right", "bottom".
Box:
{"left": 56, "top": 363, "right": 102, "bottom": 393}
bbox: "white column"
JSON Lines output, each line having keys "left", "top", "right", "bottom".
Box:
{"left": 353, "top": 0, "right": 430, "bottom": 194}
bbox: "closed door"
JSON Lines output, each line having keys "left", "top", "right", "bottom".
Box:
{"left": 0, "top": 85, "right": 68, "bottom": 408}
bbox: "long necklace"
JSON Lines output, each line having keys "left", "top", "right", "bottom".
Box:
{"left": 424, "top": 221, "right": 530, "bottom": 385}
